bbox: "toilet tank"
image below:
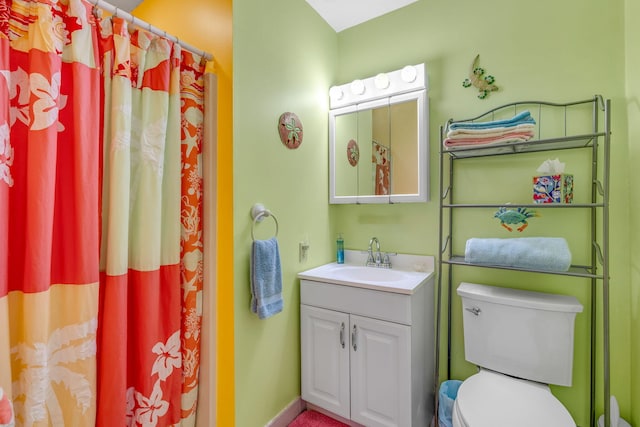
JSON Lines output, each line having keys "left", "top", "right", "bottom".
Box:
{"left": 457, "top": 282, "right": 583, "bottom": 387}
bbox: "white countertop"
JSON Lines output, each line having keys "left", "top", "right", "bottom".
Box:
{"left": 298, "top": 251, "right": 435, "bottom": 295}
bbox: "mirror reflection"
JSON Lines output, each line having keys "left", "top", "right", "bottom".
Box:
{"left": 329, "top": 90, "right": 427, "bottom": 204}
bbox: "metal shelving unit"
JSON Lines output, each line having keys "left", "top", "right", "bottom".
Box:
{"left": 435, "top": 95, "right": 611, "bottom": 427}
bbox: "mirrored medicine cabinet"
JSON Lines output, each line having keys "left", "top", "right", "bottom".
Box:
{"left": 329, "top": 64, "right": 429, "bottom": 204}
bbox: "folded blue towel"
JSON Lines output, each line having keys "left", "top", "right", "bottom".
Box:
{"left": 449, "top": 110, "right": 535, "bottom": 130}
{"left": 251, "top": 237, "right": 283, "bottom": 319}
{"left": 464, "top": 237, "right": 571, "bottom": 272}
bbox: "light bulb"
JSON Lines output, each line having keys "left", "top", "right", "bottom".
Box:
{"left": 374, "top": 73, "right": 390, "bottom": 89}
{"left": 329, "top": 86, "right": 343, "bottom": 100}
{"left": 401, "top": 65, "right": 417, "bottom": 83}
{"left": 350, "top": 79, "right": 365, "bottom": 95}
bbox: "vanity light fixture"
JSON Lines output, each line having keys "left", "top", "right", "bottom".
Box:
{"left": 374, "top": 72, "right": 390, "bottom": 89}
{"left": 350, "top": 79, "right": 366, "bottom": 95}
{"left": 329, "top": 63, "right": 426, "bottom": 109}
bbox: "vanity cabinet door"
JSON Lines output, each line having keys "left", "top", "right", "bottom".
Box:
{"left": 350, "top": 314, "right": 411, "bottom": 427}
{"left": 300, "top": 305, "right": 350, "bottom": 419}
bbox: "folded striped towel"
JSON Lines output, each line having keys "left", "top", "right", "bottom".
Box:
{"left": 444, "top": 130, "right": 534, "bottom": 147}
{"left": 449, "top": 110, "right": 535, "bottom": 130}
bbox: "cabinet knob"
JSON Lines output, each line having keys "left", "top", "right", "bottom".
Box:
{"left": 340, "top": 322, "right": 345, "bottom": 349}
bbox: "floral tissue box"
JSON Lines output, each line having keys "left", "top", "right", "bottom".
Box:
{"left": 533, "top": 174, "right": 573, "bottom": 203}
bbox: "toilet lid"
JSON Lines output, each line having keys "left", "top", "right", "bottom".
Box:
{"left": 455, "top": 370, "right": 576, "bottom": 427}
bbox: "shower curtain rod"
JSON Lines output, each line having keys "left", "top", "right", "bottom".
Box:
{"left": 87, "top": 0, "right": 213, "bottom": 62}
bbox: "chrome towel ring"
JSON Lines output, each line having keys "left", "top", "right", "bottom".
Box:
{"left": 251, "top": 203, "right": 279, "bottom": 241}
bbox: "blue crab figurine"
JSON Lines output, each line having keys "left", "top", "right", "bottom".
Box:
{"left": 494, "top": 207, "right": 539, "bottom": 232}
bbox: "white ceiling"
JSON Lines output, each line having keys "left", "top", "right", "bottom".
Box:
{"left": 305, "top": 0, "right": 419, "bottom": 32}
{"left": 106, "top": 0, "right": 417, "bottom": 33}
{"left": 107, "top": 0, "right": 142, "bottom": 12}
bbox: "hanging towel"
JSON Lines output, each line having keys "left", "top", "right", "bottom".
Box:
{"left": 465, "top": 237, "right": 572, "bottom": 272}
{"left": 250, "top": 237, "right": 283, "bottom": 319}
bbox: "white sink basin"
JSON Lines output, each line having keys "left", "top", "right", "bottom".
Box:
{"left": 325, "top": 265, "right": 412, "bottom": 283}
{"left": 298, "top": 261, "right": 433, "bottom": 295}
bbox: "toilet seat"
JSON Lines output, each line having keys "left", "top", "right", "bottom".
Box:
{"left": 453, "top": 369, "right": 576, "bottom": 427}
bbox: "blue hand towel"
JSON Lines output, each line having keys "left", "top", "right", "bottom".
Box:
{"left": 449, "top": 110, "right": 535, "bottom": 130}
{"left": 465, "top": 237, "right": 572, "bottom": 272}
{"left": 251, "top": 237, "right": 283, "bottom": 319}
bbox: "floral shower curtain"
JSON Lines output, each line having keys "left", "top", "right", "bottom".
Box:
{"left": 0, "top": 1, "right": 206, "bottom": 426}
{"left": 96, "top": 14, "right": 205, "bottom": 426}
{"left": 0, "top": 1, "right": 101, "bottom": 425}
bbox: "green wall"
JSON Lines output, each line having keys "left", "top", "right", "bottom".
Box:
{"left": 234, "top": 0, "right": 636, "bottom": 425}
{"left": 232, "top": 1, "right": 337, "bottom": 425}
{"left": 625, "top": 0, "right": 640, "bottom": 425}
{"left": 333, "top": 1, "right": 631, "bottom": 426}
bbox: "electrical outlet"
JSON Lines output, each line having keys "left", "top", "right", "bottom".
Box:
{"left": 299, "top": 241, "right": 309, "bottom": 262}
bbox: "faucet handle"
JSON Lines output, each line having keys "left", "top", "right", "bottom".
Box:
{"left": 381, "top": 252, "right": 395, "bottom": 268}
{"left": 366, "top": 252, "right": 375, "bottom": 264}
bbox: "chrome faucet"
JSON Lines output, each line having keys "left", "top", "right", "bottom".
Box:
{"left": 366, "top": 237, "right": 397, "bottom": 268}
{"left": 367, "top": 237, "right": 381, "bottom": 266}
{"left": 366, "top": 237, "right": 394, "bottom": 268}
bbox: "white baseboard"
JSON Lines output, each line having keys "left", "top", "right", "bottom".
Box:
{"left": 265, "top": 397, "right": 306, "bottom": 427}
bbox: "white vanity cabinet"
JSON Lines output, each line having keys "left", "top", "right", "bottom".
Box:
{"left": 300, "top": 274, "right": 434, "bottom": 427}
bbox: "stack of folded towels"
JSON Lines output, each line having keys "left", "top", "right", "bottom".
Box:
{"left": 444, "top": 110, "right": 536, "bottom": 149}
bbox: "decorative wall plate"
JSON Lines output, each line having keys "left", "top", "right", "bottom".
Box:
{"left": 347, "top": 139, "right": 359, "bottom": 166}
{"left": 278, "top": 112, "right": 303, "bottom": 149}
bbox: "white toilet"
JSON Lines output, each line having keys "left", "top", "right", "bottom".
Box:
{"left": 452, "top": 282, "right": 584, "bottom": 427}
